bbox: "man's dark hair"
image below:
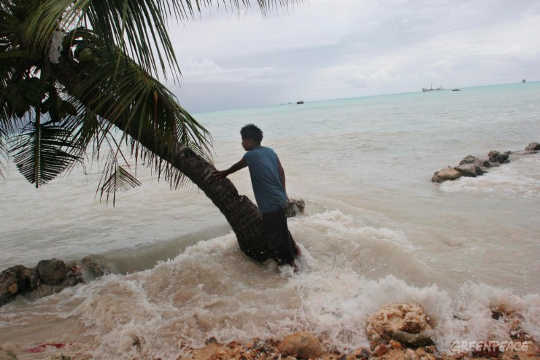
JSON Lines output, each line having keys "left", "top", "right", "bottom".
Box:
{"left": 240, "top": 124, "right": 263, "bottom": 143}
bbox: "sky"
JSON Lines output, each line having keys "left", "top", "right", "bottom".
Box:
{"left": 166, "top": 0, "right": 540, "bottom": 113}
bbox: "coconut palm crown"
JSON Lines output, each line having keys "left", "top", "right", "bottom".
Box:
{"left": 1, "top": 0, "right": 291, "bottom": 261}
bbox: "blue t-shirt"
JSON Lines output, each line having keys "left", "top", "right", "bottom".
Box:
{"left": 243, "top": 146, "right": 287, "bottom": 213}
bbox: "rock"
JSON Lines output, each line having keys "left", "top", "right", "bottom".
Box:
{"left": 488, "top": 150, "right": 499, "bottom": 162}
{"left": 366, "top": 304, "right": 434, "bottom": 348}
{"left": 459, "top": 155, "right": 478, "bottom": 165}
{"left": 373, "top": 344, "right": 389, "bottom": 357}
{"left": 390, "top": 340, "right": 403, "bottom": 350}
{"left": 475, "top": 158, "right": 491, "bottom": 168}
{"left": 80, "top": 256, "right": 108, "bottom": 280}
{"left": 37, "top": 259, "right": 67, "bottom": 285}
{"left": 278, "top": 332, "right": 324, "bottom": 359}
{"left": 405, "top": 348, "right": 418, "bottom": 360}
{"left": 431, "top": 167, "right": 462, "bottom": 183}
{"left": 0, "top": 256, "right": 108, "bottom": 307}
{"left": 24, "top": 284, "right": 67, "bottom": 301}
{"left": 488, "top": 150, "right": 500, "bottom": 162}
{"left": 415, "top": 347, "right": 436, "bottom": 360}
{"left": 459, "top": 155, "right": 491, "bottom": 169}
{"left": 488, "top": 150, "right": 510, "bottom": 164}
{"left": 285, "top": 198, "right": 305, "bottom": 218}
{"left": 455, "top": 164, "right": 484, "bottom": 177}
{"left": 351, "top": 348, "right": 371, "bottom": 359}
{"left": 525, "top": 142, "right": 540, "bottom": 153}
{"left": 0, "top": 265, "right": 37, "bottom": 306}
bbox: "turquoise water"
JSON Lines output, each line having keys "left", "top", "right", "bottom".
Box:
{"left": 0, "top": 82, "right": 539, "bottom": 358}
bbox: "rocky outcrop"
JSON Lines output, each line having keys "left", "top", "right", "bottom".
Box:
{"left": 37, "top": 259, "right": 67, "bottom": 285}
{"left": 285, "top": 198, "right": 305, "bottom": 218}
{"left": 278, "top": 332, "right": 324, "bottom": 359}
{"left": 525, "top": 142, "right": 540, "bottom": 153}
{"left": 488, "top": 150, "right": 510, "bottom": 164}
{"left": 455, "top": 164, "right": 484, "bottom": 177}
{"left": 0, "top": 256, "right": 108, "bottom": 307}
{"left": 431, "top": 168, "right": 462, "bottom": 183}
{"left": 366, "top": 303, "right": 434, "bottom": 348}
{"left": 432, "top": 143, "right": 539, "bottom": 183}
{"left": 0, "top": 265, "right": 37, "bottom": 306}
{"left": 458, "top": 155, "right": 490, "bottom": 168}
{"left": 3, "top": 303, "right": 534, "bottom": 360}
{"left": 174, "top": 316, "right": 537, "bottom": 360}
{"left": 25, "top": 303, "right": 535, "bottom": 360}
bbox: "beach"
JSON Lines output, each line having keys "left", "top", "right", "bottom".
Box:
{"left": 0, "top": 83, "right": 539, "bottom": 359}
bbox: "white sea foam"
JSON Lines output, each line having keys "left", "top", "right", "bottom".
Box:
{"left": 1, "top": 210, "right": 538, "bottom": 359}
{"left": 2, "top": 85, "right": 540, "bottom": 359}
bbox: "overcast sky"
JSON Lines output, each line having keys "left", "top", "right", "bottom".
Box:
{"left": 166, "top": 0, "right": 540, "bottom": 113}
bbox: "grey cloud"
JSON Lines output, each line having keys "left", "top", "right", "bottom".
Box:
{"left": 169, "top": 0, "right": 540, "bottom": 112}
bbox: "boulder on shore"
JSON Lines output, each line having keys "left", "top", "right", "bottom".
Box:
{"left": 488, "top": 150, "right": 510, "bottom": 164}
{"left": 0, "top": 265, "right": 37, "bottom": 306}
{"left": 455, "top": 163, "right": 484, "bottom": 177}
{"left": 431, "top": 167, "right": 461, "bottom": 183}
{"left": 285, "top": 198, "right": 305, "bottom": 218}
{"left": 0, "top": 256, "right": 108, "bottom": 307}
{"left": 37, "top": 259, "right": 67, "bottom": 285}
{"left": 81, "top": 255, "right": 107, "bottom": 280}
{"left": 277, "top": 332, "right": 324, "bottom": 359}
{"left": 458, "top": 155, "right": 477, "bottom": 165}
{"left": 366, "top": 303, "right": 434, "bottom": 348}
{"left": 433, "top": 146, "right": 524, "bottom": 184}
{"left": 525, "top": 142, "right": 540, "bottom": 153}
{"left": 459, "top": 155, "right": 491, "bottom": 168}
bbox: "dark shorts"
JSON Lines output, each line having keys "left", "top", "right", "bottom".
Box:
{"left": 262, "top": 208, "right": 299, "bottom": 266}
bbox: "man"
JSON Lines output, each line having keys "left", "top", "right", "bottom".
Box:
{"left": 213, "top": 124, "right": 300, "bottom": 268}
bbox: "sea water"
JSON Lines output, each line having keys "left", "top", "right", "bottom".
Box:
{"left": 0, "top": 83, "right": 539, "bottom": 358}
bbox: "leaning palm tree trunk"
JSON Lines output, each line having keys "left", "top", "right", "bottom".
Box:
{"left": 137, "top": 139, "right": 269, "bottom": 262}
{"left": 53, "top": 31, "right": 270, "bottom": 262}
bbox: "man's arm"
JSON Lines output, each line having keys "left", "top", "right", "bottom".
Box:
{"left": 213, "top": 158, "right": 247, "bottom": 180}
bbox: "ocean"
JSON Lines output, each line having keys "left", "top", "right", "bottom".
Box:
{"left": 1, "top": 83, "right": 539, "bottom": 359}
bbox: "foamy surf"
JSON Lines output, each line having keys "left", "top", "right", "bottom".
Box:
{"left": 0, "top": 210, "right": 538, "bottom": 359}
{"left": 2, "top": 84, "right": 540, "bottom": 359}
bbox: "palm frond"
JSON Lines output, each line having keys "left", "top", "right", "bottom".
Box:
{"left": 0, "top": 123, "right": 6, "bottom": 179}
{"left": 26, "top": 0, "right": 295, "bottom": 79}
{"left": 98, "top": 157, "right": 141, "bottom": 206}
{"left": 53, "top": 28, "right": 212, "bottom": 189}
{"left": 9, "top": 120, "right": 83, "bottom": 186}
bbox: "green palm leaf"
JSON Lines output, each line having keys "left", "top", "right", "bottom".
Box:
{"left": 9, "top": 120, "right": 82, "bottom": 187}
{"left": 53, "top": 28, "right": 212, "bottom": 188}
{"left": 0, "top": 124, "right": 6, "bottom": 178}
{"left": 99, "top": 162, "right": 141, "bottom": 206}
{"left": 26, "top": 0, "right": 294, "bottom": 78}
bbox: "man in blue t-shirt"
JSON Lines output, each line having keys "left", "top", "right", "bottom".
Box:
{"left": 213, "top": 124, "right": 300, "bottom": 268}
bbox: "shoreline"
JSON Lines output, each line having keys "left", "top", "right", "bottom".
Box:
{"left": 0, "top": 302, "right": 538, "bottom": 359}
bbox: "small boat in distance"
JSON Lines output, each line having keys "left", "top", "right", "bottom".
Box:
{"left": 296, "top": 101, "right": 304, "bottom": 105}
{"left": 451, "top": 88, "right": 461, "bottom": 91}
{"left": 522, "top": 79, "right": 526, "bottom": 83}
{"left": 422, "top": 84, "right": 443, "bottom": 92}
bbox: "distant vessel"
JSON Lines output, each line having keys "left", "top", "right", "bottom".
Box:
{"left": 422, "top": 84, "right": 443, "bottom": 92}
{"left": 522, "top": 79, "right": 526, "bottom": 83}
{"left": 296, "top": 101, "right": 304, "bottom": 105}
{"left": 451, "top": 88, "right": 461, "bottom": 91}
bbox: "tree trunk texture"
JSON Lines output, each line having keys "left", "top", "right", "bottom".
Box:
{"left": 53, "top": 58, "right": 271, "bottom": 262}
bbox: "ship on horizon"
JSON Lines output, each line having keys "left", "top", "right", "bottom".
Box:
{"left": 422, "top": 84, "right": 443, "bottom": 92}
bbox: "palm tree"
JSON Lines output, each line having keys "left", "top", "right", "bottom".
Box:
{"left": 0, "top": 0, "right": 293, "bottom": 262}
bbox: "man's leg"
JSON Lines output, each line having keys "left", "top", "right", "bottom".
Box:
{"left": 262, "top": 209, "right": 297, "bottom": 266}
